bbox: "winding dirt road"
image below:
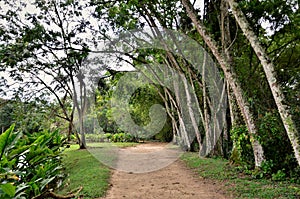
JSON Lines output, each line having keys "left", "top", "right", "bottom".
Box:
{"left": 100, "top": 142, "right": 230, "bottom": 199}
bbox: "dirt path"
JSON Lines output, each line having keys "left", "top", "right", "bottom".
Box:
{"left": 100, "top": 143, "right": 230, "bottom": 199}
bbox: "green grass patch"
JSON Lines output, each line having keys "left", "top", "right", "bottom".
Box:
{"left": 59, "top": 145, "right": 110, "bottom": 199}
{"left": 181, "top": 152, "right": 300, "bottom": 199}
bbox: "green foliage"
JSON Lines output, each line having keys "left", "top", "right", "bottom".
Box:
{"left": 0, "top": 183, "right": 16, "bottom": 198}
{"left": 95, "top": 73, "right": 124, "bottom": 135}
{"left": 95, "top": 73, "right": 172, "bottom": 142}
{"left": 129, "top": 85, "right": 172, "bottom": 141}
{"left": 0, "top": 99, "right": 14, "bottom": 132}
{"left": 111, "top": 133, "right": 135, "bottom": 143}
{"left": 154, "top": 116, "right": 173, "bottom": 142}
{"left": 190, "top": 141, "right": 200, "bottom": 152}
{"left": 104, "top": 133, "right": 112, "bottom": 140}
{"left": 231, "top": 112, "right": 299, "bottom": 181}
{"left": 85, "top": 132, "right": 136, "bottom": 143}
{"left": 129, "top": 85, "right": 162, "bottom": 126}
{"left": 260, "top": 160, "right": 274, "bottom": 178}
{"left": 250, "top": 160, "right": 274, "bottom": 179}
{"left": 0, "top": 125, "right": 66, "bottom": 198}
{"left": 272, "top": 169, "right": 286, "bottom": 181}
{"left": 230, "top": 125, "right": 254, "bottom": 166}
{"left": 290, "top": 166, "right": 300, "bottom": 184}
{"left": 0, "top": 99, "right": 61, "bottom": 136}
{"left": 258, "top": 112, "right": 298, "bottom": 178}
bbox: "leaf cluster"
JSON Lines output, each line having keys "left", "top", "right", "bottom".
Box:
{"left": 0, "top": 125, "right": 66, "bottom": 198}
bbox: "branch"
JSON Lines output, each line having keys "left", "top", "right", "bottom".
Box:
{"left": 32, "top": 186, "right": 83, "bottom": 199}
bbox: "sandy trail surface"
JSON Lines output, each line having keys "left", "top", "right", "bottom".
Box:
{"left": 100, "top": 142, "right": 230, "bottom": 199}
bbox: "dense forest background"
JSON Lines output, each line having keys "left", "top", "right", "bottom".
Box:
{"left": 0, "top": 0, "right": 299, "bottom": 198}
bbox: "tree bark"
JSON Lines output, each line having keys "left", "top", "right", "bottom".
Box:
{"left": 172, "top": 69, "right": 191, "bottom": 150}
{"left": 72, "top": 70, "right": 87, "bottom": 149}
{"left": 181, "top": 72, "right": 202, "bottom": 146}
{"left": 201, "top": 52, "right": 212, "bottom": 155}
{"left": 163, "top": 88, "right": 180, "bottom": 141}
{"left": 226, "top": 0, "right": 300, "bottom": 166}
{"left": 181, "top": 0, "right": 265, "bottom": 167}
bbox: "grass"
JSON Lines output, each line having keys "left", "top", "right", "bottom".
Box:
{"left": 181, "top": 152, "right": 300, "bottom": 199}
{"left": 58, "top": 142, "right": 139, "bottom": 198}
{"left": 59, "top": 144, "right": 110, "bottom": 199}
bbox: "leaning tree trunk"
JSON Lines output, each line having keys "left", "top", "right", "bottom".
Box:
{"left": 181, "top": 72, "right": 202, "bottom": 146}
{"left": 181, "top": 0, "right": 265, "bottom": 167}
{"left": 172, "top": 69, "right": 192, "bottom": 150}
{"left": 202, "top": 53, "right": 212, "bottom": 155}
{"left": 143, "top": 10, "right": 204, "bottom": 150}
{"left": 226, "top": 0, "right": 300, "bottom": 166}
{"left": 145, "top": 58, "right": 192, "bottom": 149}
{"left": 163, "top": 88, "right": 180, "bottom": 141}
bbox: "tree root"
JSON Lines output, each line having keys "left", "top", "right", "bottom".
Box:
{"left": 32, "top": 186, "right": 83, "bottom": 199}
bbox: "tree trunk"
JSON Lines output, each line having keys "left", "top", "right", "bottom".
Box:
{"left": 218, "top": 1, "right": 231, "bottom": 157}
{"left": 72, "top": 70, "right": 87, "bottom": 150}
{"left": 79, "top": 113, "right": 86, "bottom": 149}
{"left": 163, "top": 88, "right": 180, "bottom": 142}
{"left": 181, "top": 72, "right": 202, "bottom": 146}
{"left": 201, "top": 52, "right": 212, "bottom": 156}
{"left": 79, "top": 77, "right": 87, "bottom": 149}
{"left": 67, "top": 105, "right": 75, "bottom": 142}
{"left": 226, "top": 0, "right": 300, "bottom": 166}
{"left": 181, "top": 0, "right": 265, "bottom": 167}
{"left": 172, "top": 69, "right": 191, "bottom": 150}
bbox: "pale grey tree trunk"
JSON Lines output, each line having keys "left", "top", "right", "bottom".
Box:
{"left": 181, "top": 73, "right": 202, "bottom": 146}
{"left": 181, "top": 0, "right": 265, "bottom": 166}
{"left": 72, "top": 71, "right": 87, "bottom": 149}
{"left": 172, "top": 69, "right": 191, "bottom": 150}
{"left": 226, "top": 0, "right": 300, "bottom": 166}
{"left": 164, "top": 88, "right": 180, "bottom": 142}
{"left": 202, "top": 53, "right": 212, "bottom": 155}
{"left": 166, "top": 55, "right": 201, "bottom": 150}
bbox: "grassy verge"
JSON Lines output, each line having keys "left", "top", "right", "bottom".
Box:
{"left": 59, "top": 144, "right": 110, "bottom": 199}
{"left": 59, "top": 142, "right": 138, "bottom": 198}
{"left": 181, "top": 152, "right": 300, "bottom": 199}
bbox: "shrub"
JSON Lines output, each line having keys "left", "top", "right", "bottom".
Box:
{"left": 258, "top": 112, "right": 298, "bottom": 178}
{"left": 0, "top": 125, "right": 66, "bottom": 198}
{"left": 290, "top": 166, "right": 300, "bottom": 183}
{"left": 104, "top": 133, "right": 112, "bottom": 140}
{"left": 272, "top": 169, "right": 286, "bottom": 181}
{"left": 110, "top": 133, "right": 135, "bottom": 142}
{"left": 85, "top": 134, "right": 105, "bottom": 142}
{"left": 230, "top": 125, "right": 254, "bottom": 166}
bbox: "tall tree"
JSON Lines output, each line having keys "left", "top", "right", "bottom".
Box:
{"left": 226, "top": 0, "right": 300, "bottom": 166}
{"left": 181, "top": 0, "right": 265, "bottom": 166}
{"left": 0, "top": 0, "right": 105, "bottom": 148}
